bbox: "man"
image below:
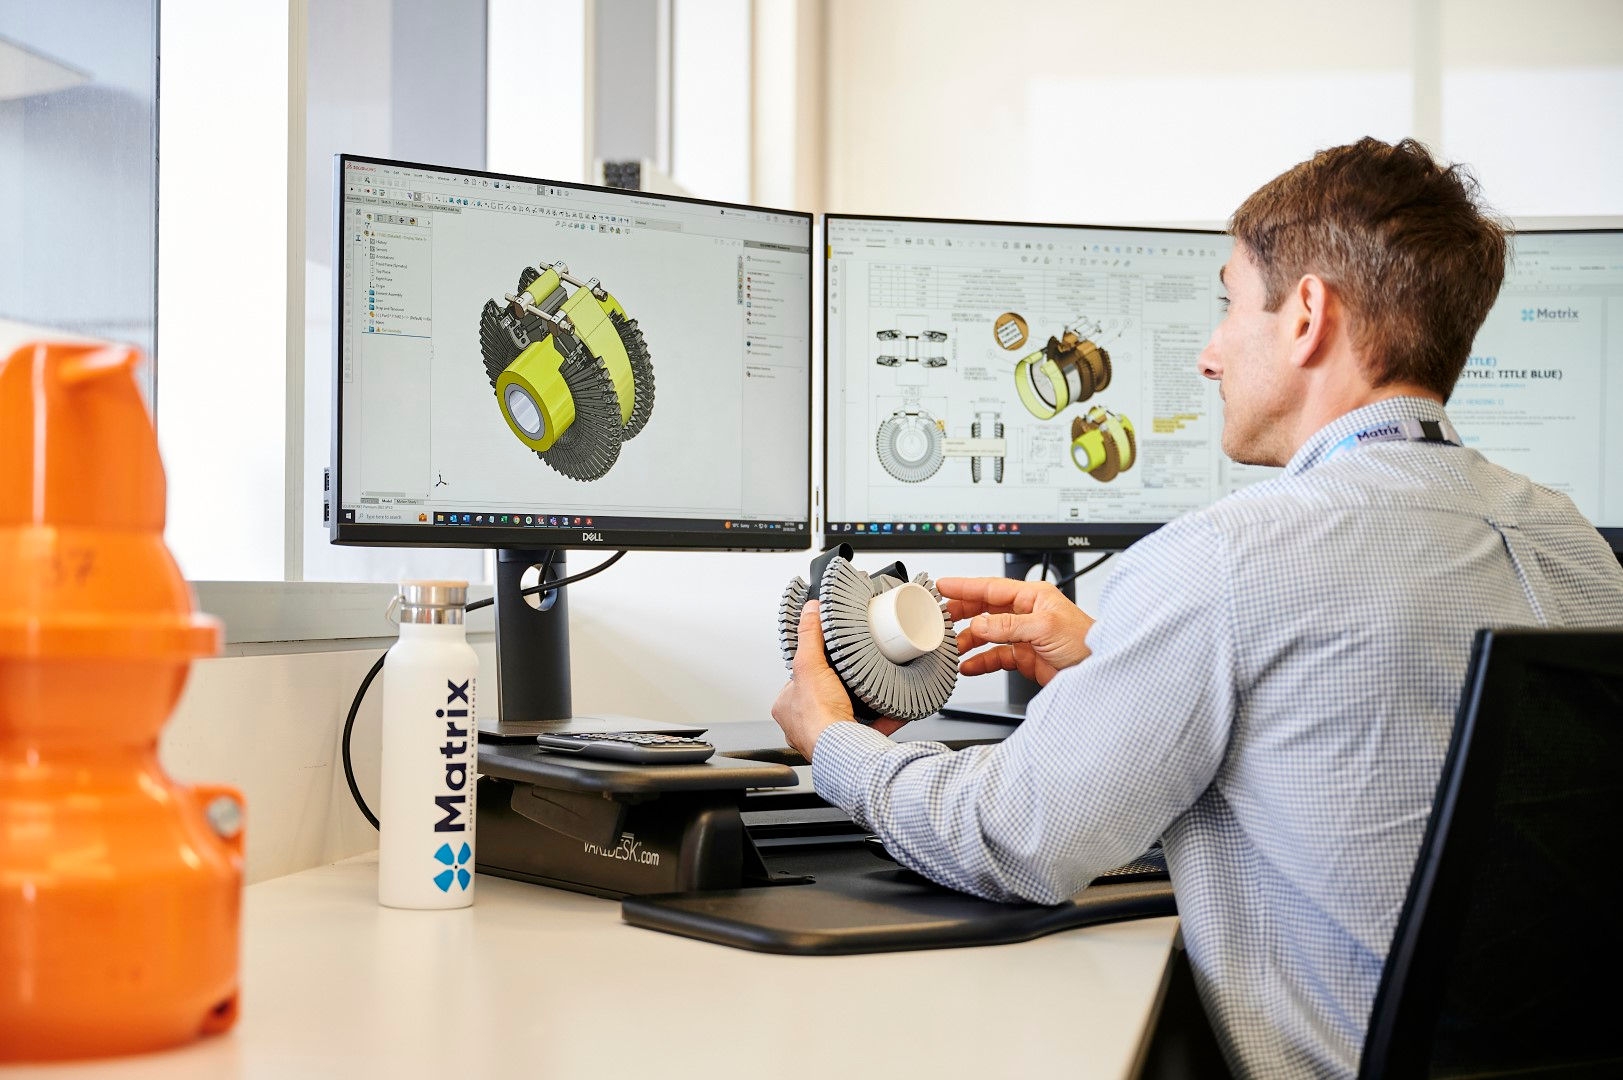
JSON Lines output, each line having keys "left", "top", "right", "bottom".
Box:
{"left": 772, "top": 138, "right": 1623, "bottom": 1078}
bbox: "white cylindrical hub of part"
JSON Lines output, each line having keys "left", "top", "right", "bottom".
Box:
{"left": 867, "top": 581, "right": 946, "bottom": 664}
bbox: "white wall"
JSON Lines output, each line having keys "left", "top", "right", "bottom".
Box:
{"left": 487, "top": 0, "right": 590, "bottom": 183}
{"left": 1439, "top": 0, "right": 1623, "bottom": 216}
{"left": 821, "top": 0, "right": 1623, "bottom": 224}
{"left": 160, "top": 645, "right": 410, "bottom": 884}
{"left": 671, "top": 0, "right": 752, "bottom": 203}
{"left": 750, "top": 0, "right": 824, "bottom": 211}
{"left": 824, "top": 0, "right": 1416, "bottom": 223}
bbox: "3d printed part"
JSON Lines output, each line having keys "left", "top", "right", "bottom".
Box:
{"left": 0, "top": 341, "right": 237, "bottom": 1062}
{"left": 778, "top": 545, "right": 959, "bottom": 722}
{"left": 970, "top": 410, "right": 1006, "bottom": 484}
{"left": 876, "top": 410, "right": 946, "bottom": 482}
{"left": 994, "top": 312, "right": 1029, "bottom": 351}
{"left": 1013, "top": 329, "right": 1112, "bottom": 420}
{"left": 868, "top": 580, "right": 947, "bottom": 663}
{"left": 1070, "top": 406, "right": 1138, "bottom": 482}
{"left": 478, "top": 261, "right": 655, "bottom": 481}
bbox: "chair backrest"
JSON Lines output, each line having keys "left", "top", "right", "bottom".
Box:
{"left": 1359, "top": 628, "right": 1623, "bottom": 1079}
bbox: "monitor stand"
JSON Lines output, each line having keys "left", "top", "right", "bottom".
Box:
{"left": 936, "top": 551, "right": 1078, "bottom": 725}
{"left": 476, "top": 548, "right": 705, "bottom": 743}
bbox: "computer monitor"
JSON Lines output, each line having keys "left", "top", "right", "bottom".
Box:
{"left": 824, "top": 213, "right": 1248, "bottom": 719}
{"left": 1457, "top": 227, "right": 1623, "bottom": 554}
{"left": 331, "top": 155, "right": 812, "bottom": 736}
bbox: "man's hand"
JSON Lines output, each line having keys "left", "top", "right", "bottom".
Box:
{"left": 935, "top": 576, "right": 1095, "bottom": 687}
{"left": 771, "top": 600, "right": 907, "bottom": 760}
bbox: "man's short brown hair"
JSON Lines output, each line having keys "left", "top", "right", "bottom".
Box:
{"left": 1229, "top": 137, "right": 1508, "bottom": 399}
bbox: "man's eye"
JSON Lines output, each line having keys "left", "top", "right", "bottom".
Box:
{"left": 1217, "top": 295, "right": 1231, "bottom": 312}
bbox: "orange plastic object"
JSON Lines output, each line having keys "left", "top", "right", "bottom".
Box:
{"left": 0, "top": 341, "right": 239, "bottom": 1062}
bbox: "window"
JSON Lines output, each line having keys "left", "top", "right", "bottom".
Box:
{"left": 0, "top": 3, "right": 157, "bottom": 398}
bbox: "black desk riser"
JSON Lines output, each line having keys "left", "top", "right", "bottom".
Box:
{"left": 475, "top": 715, "right": 1175, "bottom": 953}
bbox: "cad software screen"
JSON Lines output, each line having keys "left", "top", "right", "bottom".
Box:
{"left": 1458, "top": 229, "right": 1623, "bottom": 541}
{"left": 333, "top": 157, "right": 811, "bottom": 547}
{"left": 825, "top": 215, "right": 1262, "bottom": 548}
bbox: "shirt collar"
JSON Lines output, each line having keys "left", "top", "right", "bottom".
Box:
{"left": 1284, "top": 396, "right": 1454, "bottom": 476}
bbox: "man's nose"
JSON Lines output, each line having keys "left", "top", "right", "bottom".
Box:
{"left": 1197, "top": 341, "right": 1220, "bottom": 381}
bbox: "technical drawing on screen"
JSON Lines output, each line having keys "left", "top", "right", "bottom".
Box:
{"left": 824, "top": 215, "right": 1278, "bottom": 547}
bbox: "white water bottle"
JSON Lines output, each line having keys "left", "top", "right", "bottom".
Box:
{"left": 378, "top": 580, "right": 480, "bottom": 909}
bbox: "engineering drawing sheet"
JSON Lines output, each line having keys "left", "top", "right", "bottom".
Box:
{"left": 826, "top": 217, "right": 1272, "bottom": 530}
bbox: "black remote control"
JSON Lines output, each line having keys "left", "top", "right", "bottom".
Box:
{"left": 533, "top": 731, "right": 716, "bottom": 765}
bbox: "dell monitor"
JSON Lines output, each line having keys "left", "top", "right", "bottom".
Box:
{"left": 331, "top": 155, "right": 812, "bottom": 737}
{"left": 824, "top": 213, "right": 1250, "bottom": 720}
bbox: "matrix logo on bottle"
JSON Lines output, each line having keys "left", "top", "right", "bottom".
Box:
{"left": 433, "top": 842, "right": 473, "bottom": 892}
{"left": 433, "top": 679, "right": 472, "bottom": 832}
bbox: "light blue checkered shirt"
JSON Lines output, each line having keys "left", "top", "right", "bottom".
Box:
{"left": 813, "top": 397, "right": 1623, "bottom": 1079}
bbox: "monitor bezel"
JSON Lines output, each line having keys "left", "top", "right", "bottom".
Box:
{"left": 820, "top": 211, "right": 1228, "bottom": 553}
{"left": 329, "top": 153, "right": 814, "bottom": 553}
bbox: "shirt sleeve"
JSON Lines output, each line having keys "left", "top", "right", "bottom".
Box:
{"left": 810, "top": 515, "right": 1237, "bottom": 905}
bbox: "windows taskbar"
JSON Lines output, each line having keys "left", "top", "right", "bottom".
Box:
{"left": 824, "top": 520, "right": 1162, "bottom": 545}
{"left": 337, "top": 508, "right": 804, "bottom": 535}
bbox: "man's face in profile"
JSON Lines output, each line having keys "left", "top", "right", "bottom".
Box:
{"left": 1198, "top": 244, "right": 1295, "bottom": 467}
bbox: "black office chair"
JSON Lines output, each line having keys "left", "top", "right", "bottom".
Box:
{"left": 1137, "top": 626, "right": 1623, "bottom": 1080}
{"left": 1359, "top": 627, "right": 1623, "bottom": 1079}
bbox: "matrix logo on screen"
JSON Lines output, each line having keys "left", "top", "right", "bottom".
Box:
{"left": 1521, "top": 307, "right": 1581, "bottom": 323}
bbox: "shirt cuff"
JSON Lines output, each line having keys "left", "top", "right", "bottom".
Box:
{"left": 809, "top": 720, "right": 895, "bottom": 817}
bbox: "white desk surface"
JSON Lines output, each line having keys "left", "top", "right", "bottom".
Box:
{"left": 3, "top": 854, "right": 1179, "bottom": 1080}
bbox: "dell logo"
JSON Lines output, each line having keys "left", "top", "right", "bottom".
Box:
{"left": 582, "top": 531, "right": 603, "bottom": 543}
{"left": 1067, "top": 536, "right": 1092, "bottom": 547}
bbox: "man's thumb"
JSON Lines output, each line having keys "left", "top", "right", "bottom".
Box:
{"left": 795, "top": 599, "right": 825, "bottom": 665}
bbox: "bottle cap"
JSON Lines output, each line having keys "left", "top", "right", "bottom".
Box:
{"left": 394, "top": 580, "right": 469, "bottom": 625}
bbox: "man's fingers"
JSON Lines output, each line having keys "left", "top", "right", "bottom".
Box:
{"left": 959, "top": 643, "right": 1050, "bottom": 684}
{"left": 945, "top": 598, "right": 1017, "bottom": 622}
{"left": 936, "top": 576, "right": 1042, "bottom": 616}
{"left": 959, "top": 643, "right": 1038, "bottom": 681}
{"left": 955, "top": 624, "right": 998, "bottom": 655}
{"left": 970, "top": 610, "right": 1049, "bottom": 646}
{"left": 958, "top": 644, "right": 1014, "bottom": 676}
{"left": 956, "top": 611, "right": 1048, "bottom": 656}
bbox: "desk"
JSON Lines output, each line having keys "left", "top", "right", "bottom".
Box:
{"left": 2, "top": 854, "right": 1180, "bottom": 1079}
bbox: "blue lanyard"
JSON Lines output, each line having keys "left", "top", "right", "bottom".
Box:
{"left": 1321, "top": 417, "right": 1462, "bottom": 465}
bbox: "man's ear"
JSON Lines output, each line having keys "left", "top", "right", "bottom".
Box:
{"left": 1286, "top": 274, "right": 1332, "bottom": 370}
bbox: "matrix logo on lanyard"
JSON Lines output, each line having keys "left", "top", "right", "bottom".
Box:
{"left": 1323, "top": 417, "right": 1461, "bottom": 465}
{"left": 433, "top": 679, "right": 472, "bottom": 832}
